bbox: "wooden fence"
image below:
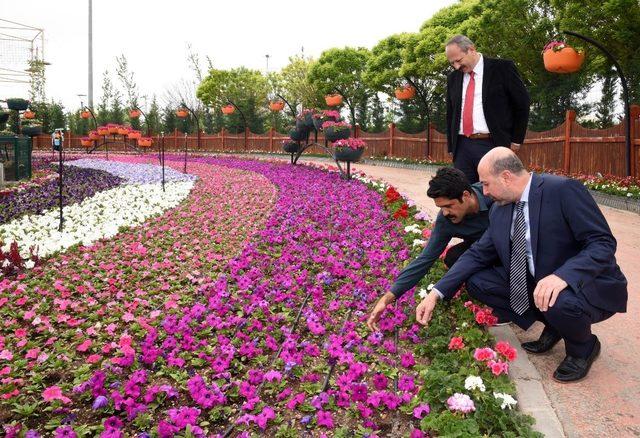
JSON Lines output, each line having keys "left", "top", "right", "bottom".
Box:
{"left": 31, "top": 105, "right": 640, "bottom": 178}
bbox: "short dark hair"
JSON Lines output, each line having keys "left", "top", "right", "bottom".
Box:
{"left": 427, "top": 167, "right": 473, "bottom": 202}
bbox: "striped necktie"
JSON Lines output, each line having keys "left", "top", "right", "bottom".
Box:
{"left": 510, "top": 201, "right": 529, "bottom": 315}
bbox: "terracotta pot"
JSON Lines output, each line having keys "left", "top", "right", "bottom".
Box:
{"left": 107, "top": 124, "right": 119, "bottom": 134}
{"left": 81, "top": 138, "right": 94, "bottom": 147}
{"left": 118, "top": 127, "right": 130, "bottom": 135}
{"left": 543, "top": 46, "right": 585, "bottom": 74}
{"left": 269, "top": 101, "right": 285, "bottom": 111}
{"left": 129, "top": 109, "right": 141, "bottom": 118}
{"left": 221, "top": 105, "right": 235, "bottom": 115}
{"left": 89, "top": 131, "right": 100, "bottom": 140}
{"left": 138, "top": 137, "right": 153, "bottom": 147}
{"left": 176, "top": 109, "right": 189, "bottom": 118}
{"left": 325, "top": 94, "right": 343, "bottom": 107}
{"left": 97, "top": 127, "right": 110, "bottom": 136}
{"left": 128, "top": 130, "right": 142, "bottom": 139}
{"left": 81, "top": 110, "right": 91, "bottom": 119}
{"left": 23, "top": 110, "right": 36, "bottom": 119}
{"left": 395, "top": 86, "right": 416, "bottom": 100}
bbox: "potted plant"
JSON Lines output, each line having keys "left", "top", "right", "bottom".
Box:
{"left": 128, "top": 130, "right": 142, "bottom": 140}
{"left": 21, "top": 119, "right": 43, "bottom": 136}
{"left": 80, "top": 110, "right": 92, "bottom": 119}
{"left": 221, "top": 105, "right": 235, "bottom": 115}
{"left": 80, "top": 137, "right": 94, "bottom": 148}
{"left": 23, "top": 110, "right": 36, "bottom": 119}
{"left": 97, "top": 126, "right": 110, "bottom": 136}
{"left": 269, "top": 101, "right": 285, "bottom": 112}
{"left": 118, "top": 126, "right": 131, "bottom": 136}
{"left": 138, "top": 137, "right": 153, "bottom": 147}
{"left": 333, "top": 137, "right": 366, "bottom": 162}
{"left": 176, "top": 108, "right": 189, "bottom": 118}
{"left": 89, "top": 130, "right": 101, "bottom": 140}
{"left": 282, "top": 139, "right": 300, "bottom": 154}
{"left": 6, "top": 98, "right": 30, "bottom": 111}
{"left": 395, "top": 84, "right": 416, "bottom": 100}
{"left": 542, "top": 40, "right": 585, "bottom": 73}
{"left": 107, "top": 123, "right": 120, "bottom": 135}
{"left": 325, "top": 94, "right": 343, "bottom": 107}
{"left": 312, "top": 110, "right": 341, "bottom": 131}
{"left": 323, "top": 121, "right": 351, "bottom": 142}
{"left": 299, "top": 108, "right": 316, "bottom": 128}
{"left": 129, "top": 109, "right": 142, "bottom": 118}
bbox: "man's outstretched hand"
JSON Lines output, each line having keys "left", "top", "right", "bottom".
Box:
{"left": 416, "top": 291, "right": 439, "bottom": 326}
{"left": 367, "top": 292, "right": 396, "bottom": 331}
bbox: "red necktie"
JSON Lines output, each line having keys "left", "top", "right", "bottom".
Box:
{"left": 463, "top": 71, "right": 475, "bottom": 137}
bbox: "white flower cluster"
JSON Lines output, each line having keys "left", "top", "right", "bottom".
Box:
{"left": 464, "top": 375, "right": 486, "bottom": 392}
{"left": 493, "top": 392, "right": 518, "bottom": 410}
{"left": 412, "top": 239, "right": 427, "bottom": 247}
{"left": 0, "top": 180, "right": 194, "bottom": 260}
{"left": 404, "top": 224, "right": 422, "bottom": 234}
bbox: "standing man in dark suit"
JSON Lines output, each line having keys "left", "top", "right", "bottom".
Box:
{"left": 416, "top": 148, "right": 627, "bottom": 382}
{"left": 445, "top": 35, "right": 530, "bottom": 184}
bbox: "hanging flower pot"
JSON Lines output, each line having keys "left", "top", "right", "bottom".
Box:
{"left": 542, "top": 42, "right": 585, "bottom": 74}
{"left": 289, "top": 128, "right": 307, "bottom": 142}
{"left": 6, "top": 98, "right": 29, "bottom": 111}
{"left": 21, "top": 125, "right": 42, "bottom": 136}
{"left": 97, "top": 126, "right": 110, "bottom": 136}
{"left": 323, "top": 122, "right": 351, "bottom": 142}
{"left": 23, "top": 110, "right": 36, "bottom": 119}
{"left": 81, "top": 138, "right": 94, "bottom": 147}
{"left": 138, "top": 137, "right": 153, "bottom": 147}
{"left": 333, "top": 138, "right": 366, "bottom": 162}
{"left": 129, "top": 109, "right": 141, "bottom": 118}
{"left": 176, "top": 108, "right": 189, "bottom": 118}
{"left": 282, "top": 140, "right": 300, "bottom": 154}
{"left": 128, "top": 130, "right": 142, "bottom": 139}
{"left": 89, "top": 131, "right": 100, "bottom": 140}
{"left": 118, "top": 126, "right": 130, "bottom": 136}
{"left": 80, "top": 110, "right": 91, "bottom": 119}
{"left": 269, "top": 101, "right": 285, "bottom": 112}
{"left": 325, "top": 94, "right": 343, "bottom": 107}
{"left": 221, "top": 105, "right": 235, "bottom": 115}
{"left": 395, "top": 85, "right": 416, "bottom": 100}
{"left": 107, "top": 124, "right": 120, "bottom": 134}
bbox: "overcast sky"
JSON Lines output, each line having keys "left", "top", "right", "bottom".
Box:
{"left": 0, "top": 0, "right": 458, "bottom": 111}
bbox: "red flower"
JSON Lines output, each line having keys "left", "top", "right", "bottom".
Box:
{"left": 448, "top": 336, "right": 465, "bottom": 350}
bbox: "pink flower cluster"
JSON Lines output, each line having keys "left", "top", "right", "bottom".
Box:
{"left": 447, "top": 392, "right": 475, "bottom": 413}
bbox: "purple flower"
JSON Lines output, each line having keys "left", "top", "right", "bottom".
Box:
{"left": 92, "top": 395, "right": 109, "bottom": 410}
{"left": 413, "top": 403, "right": 431, "bottom": 419}
{"left": 316, "top": 410, "right": 334, "bottom": 429}
{"left": 54, "top": 426, "right": 77, "bottom": 438}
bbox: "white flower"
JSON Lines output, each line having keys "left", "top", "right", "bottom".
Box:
{"left": 418, "top": 288, "right": 428, "bottom": 299}
{"left": 427, "top": 283, "right": 434, "bottom": 291}
{"left": 404, "top": 224, "right": 421, "bottom": 234}
{"left": 412, "top": 239, "right": 427, "bottom": 247}
{"left": 493, "top": 392, "right": 517, "bottom": 409}
{"left": 464, "top": 375, "right": 486, "bottom": 392}
{"left": 24, "top": 260, "right": 35, "bottom": 269}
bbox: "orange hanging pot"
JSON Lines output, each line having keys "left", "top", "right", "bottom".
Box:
{"left": 128, "top": 130, "right": 142, "bottom": 139}
{"left": 118, "top": 127, "right": 131, "bottom": 136}
{"left": 221, "top": 105, "right": 235, "bottom": 115}
{"left": 129, "top": 109, "right": 141, "bottom": 118}
{"left": 23, "top": 110, "right": 36, "bottom": 119}
{"left": 543, "top": 44, "right": 585, "bottom": 74}
{"left": 88, "top": 131, "right": 100, "bottom": 140}
{"left": 80, "top": 138, "right": 94, "bottom": 147}
{"left": 325, "top": 94, "right": 343, "bottom": 107}
{"left": 269, "top": 101, "right": 285, "bottom": 112}
{"left": 107, "top": 124, "right": 120, "bottom": 134}
{"left": 395, "top": 85, "right": 416, "bottom": 100}
{"left": 176, "top": 108, "right": 189, "bottom": 118}
{"left": 138, "top": 137, "right": 153, "bottom": 147}
{"left": 80, "top": 110, "right": 91, "bottom": 119}
{"left": 97, "top": 126, "right": 110, "bottom": 136}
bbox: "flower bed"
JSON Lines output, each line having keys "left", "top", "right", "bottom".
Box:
{"left": 0, "top": 157, "right": 538, "bottom": 436}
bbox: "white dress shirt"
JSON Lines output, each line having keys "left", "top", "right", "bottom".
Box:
{"left": 458, "top": 54, "right": 490, "bottom": 135}
{"left": 511, "top": 173, "right": 535, "bottom": 275}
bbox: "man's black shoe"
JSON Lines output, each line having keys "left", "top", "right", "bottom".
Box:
{"left": 552, "top": 336, "right": 601, "bottom": 383}
{"left": 521, "top": 328, "right": 562, "bottom": 354}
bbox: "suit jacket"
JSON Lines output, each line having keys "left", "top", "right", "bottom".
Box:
{"left": 434, "top": 173, "right": 628, "bottom": 314}
{"left": 446, "top": 56, "right": 531, "bottom": 157}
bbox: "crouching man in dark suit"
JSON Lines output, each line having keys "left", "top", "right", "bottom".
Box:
{"left": 416, "top": 147, "right": 627, "bottom": 382}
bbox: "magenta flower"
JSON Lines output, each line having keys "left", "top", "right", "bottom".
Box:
{"left": 413, "top": 403, "right": 431, "bottom": 419}
{"left": 316, "top": 410, "right": 334, "bottom": 429}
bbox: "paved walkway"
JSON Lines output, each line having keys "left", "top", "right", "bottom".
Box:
{"left": 253, "top": 155, "right": 639, "bottom": 437}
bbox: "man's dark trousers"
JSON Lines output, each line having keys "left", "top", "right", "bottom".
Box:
{"left": 453, "top": 135, "right": 493, "bottom": 184}
{"left": 465, "top": 266, "right": 614, "bottom": 358}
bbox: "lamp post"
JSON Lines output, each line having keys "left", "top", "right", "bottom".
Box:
{"left": 176, "top": 103, "right": 200, "bottom": 173}
{"left": 224, "top": 99, "right": 249, "bottom": 150}
{"left": 160, "top": 132, "right": 166, "bottom": 192}
{"left": 561, "top": 30, "right": 632, "bottom": 177}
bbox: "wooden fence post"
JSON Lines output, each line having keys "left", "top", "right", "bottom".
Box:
{"left": 630, "top": 105, "right": 640, "bottom": 178}
{"left": 173, "top": 128, "right": 178, "bottom": 152}
{"left": 563, "top": 110, "right": 576, "bottom": 173}
{"left": 354, "top": 124, "right": 360, "bottom": 139}
{"left": 269, "top": 127, "right": 274, "bottom": 152}
{"left": 389, "top": 123, "right": 395, "bottom": 157}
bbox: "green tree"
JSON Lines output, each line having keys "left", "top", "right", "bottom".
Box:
{"left": 96, "top": 70, "right": 113, "bottom": 125}
{"left": 276, "top": 55, "right": 325, "bottom": 117}
{"left": 308, "top": 47, "right": 372, "bottom": 127}
{"left": 144, "top": 96, "right": 161, "bottom": 135}
{"left": 595, "top": 68, "right": 617, "bottom": 128}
